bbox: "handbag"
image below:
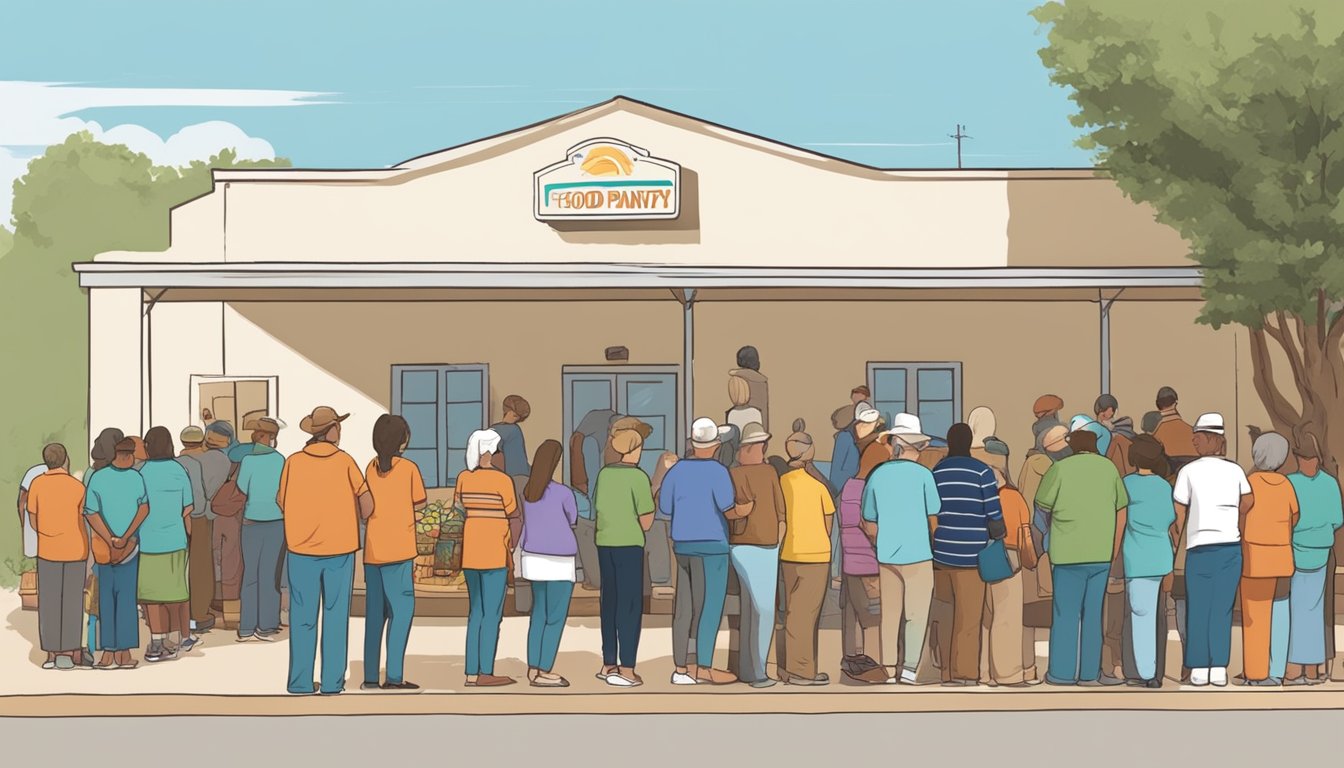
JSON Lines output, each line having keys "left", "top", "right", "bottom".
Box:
{"left": 1017, "top": 523, "right": 1039, "bottom": 570}
{"left": 977, "top": 538, "right": 1014, "bottom": 584}
{"left": 211, "top": 464, "right": 246, "bottom": 518}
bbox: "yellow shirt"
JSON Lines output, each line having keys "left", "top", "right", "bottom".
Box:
{"left": 779, "top": 468, "right": 835, "bottom": 563}
{"left": 278, "top": 442, "right": 367, "bottom": 557}
{"left": 363, "top": 457, "right": 427, "bottom": 565}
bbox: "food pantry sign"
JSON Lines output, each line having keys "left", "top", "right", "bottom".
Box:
{"left": 534, "top": 138, "right": 680, "bottom": 221}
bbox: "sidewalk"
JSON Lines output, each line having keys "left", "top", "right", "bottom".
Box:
{"left": 5, "top": 588, "right": 1344, "bottom": 716}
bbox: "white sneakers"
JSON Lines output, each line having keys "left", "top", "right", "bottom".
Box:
{"left": 1210, "top": 667, "right": 1228, "bottom": 687}
{"left": 1190, "top": 668, "right": 1210, "bottom": 686}
{"left": 670, "top": 671, "right": 698, "bottom": 686}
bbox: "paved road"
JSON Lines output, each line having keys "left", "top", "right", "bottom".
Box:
{"left": 3, "top": 711, "right": 1342, "bottom": 764}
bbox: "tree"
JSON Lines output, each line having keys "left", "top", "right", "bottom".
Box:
{"left": 1034, "top": 0, "right": 1344, "bottom": 470}
{"left": 0, "top": 133, "right": 288, "bottom": 582}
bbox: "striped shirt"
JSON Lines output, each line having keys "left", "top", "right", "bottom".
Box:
{"left": 931, "top": 455, "right": 1003, "bottom": 568}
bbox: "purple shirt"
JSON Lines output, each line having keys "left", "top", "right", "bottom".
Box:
{"left": 839, "top": 478, "right": 879, "bottom": 576}
{"left": 519, "top": 481, "right": 580, "bottom": 557}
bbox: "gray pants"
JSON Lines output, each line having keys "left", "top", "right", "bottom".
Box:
{"left": 576, "top": 517, "right": 601, "bottom": 590}
{"left": 37, "top": 559, "right": 83, "bottom": 652}
{"left": 646, "top": 518, "right": 672, "bottom": 586}
{"left": 240, "top": 520, "right": 285, "bottom": 636}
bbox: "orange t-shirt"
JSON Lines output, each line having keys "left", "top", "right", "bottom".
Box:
{"left": 363, "top": 457, "right": 427, "bottom": 565}
{"left": 998, "top": 486, "right": 1031, "bottom": 552}
{"left": 278, "top": 442, "right": 367, "bottom": 557}
{"left": 27, "top": 469, "right": 90, "bottom": 562}
{"left": 453, "top": 468, "right": 518, "bottom": 571}
{"left": 1243, "top": 471, "right": 1298, "bottom": 578}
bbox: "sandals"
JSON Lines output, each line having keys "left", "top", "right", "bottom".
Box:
{"left": 529, "top": 673, "right": 570, "bottom": 688}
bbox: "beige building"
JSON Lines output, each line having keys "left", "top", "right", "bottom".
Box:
{"left": 77, "top": 96, "right": 1271, "bottom": 483}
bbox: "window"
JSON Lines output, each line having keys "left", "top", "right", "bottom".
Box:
{"left": 391, "top": 364, "right": 489, "bottom": 488}
{"left": 867, "top": 362, "right": 962, "bottom": 443}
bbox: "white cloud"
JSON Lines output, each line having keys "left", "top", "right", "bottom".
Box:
{"left": 0, "top": 80, "right": 329, "bottom": 224}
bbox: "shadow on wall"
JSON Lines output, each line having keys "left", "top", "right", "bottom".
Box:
{"left": 1005, "top": 175, "right": 1189, "bottom": 267}
{"left": 546, "top": 168, "right": 701, "bottom": 245}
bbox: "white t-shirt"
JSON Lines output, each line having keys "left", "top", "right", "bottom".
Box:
{"left": 18, "top": 464, "right": 46, "bottom": 558}
{"left": 1172, "top": 456, "right": 1252, "bottom": 549}
{"left": 726, "top": 407, "right": 764, "bottom": 435}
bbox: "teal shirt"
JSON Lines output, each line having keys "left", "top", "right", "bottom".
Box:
{"left": 1287, "top": 471, "right": 1344, "bottom": 571}
{"left": 861, "top": 459, "right": 941, "bottom": 566}
{"left": 84, "top": 466, "right": 148, "bottom": 538}
{"left": 137, "top": 459, "right": 193, "bottom": 554}
{"left": 238, "top": 445, "right": 285, "bottom": 522}
{"left": 1121, "top": 473, "right": 1176, "bottom": 578}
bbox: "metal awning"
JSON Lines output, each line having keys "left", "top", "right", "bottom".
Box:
{"left": 73, "top": 261, "right": 1203, "bottom": 290}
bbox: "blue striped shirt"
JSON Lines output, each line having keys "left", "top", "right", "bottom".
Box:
{"left": 931, "top": 456, "right": 1003, "bottom": 568}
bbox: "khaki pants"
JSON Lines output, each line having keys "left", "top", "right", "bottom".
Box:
{"left": 776, "top": 562, "right": 828, "bottom": 680}
{"left": 1102, "top": 587, "right": 1126, "bottom": 678}
{"left": 841, "top": 575, "right": 882, "bottom": 658}
{"left": 878, "top": 561, "right": 934, "bottom": 673}
{"left": 934, "top": 566, "right": 986, "bottom": 683}
{"left": 980, "top": 551, "right": 1036, "bottom": 684}
{"left": 188, "top": 516, "right": 215, "bottom": 623}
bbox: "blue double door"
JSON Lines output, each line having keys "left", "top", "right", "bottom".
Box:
{"left": 562, "top": 366, "right": 681, "bottom": 483}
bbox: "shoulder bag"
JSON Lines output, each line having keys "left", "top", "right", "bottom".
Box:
{"left": 977, "top": 538, "right": 1014, "bottom": 584}
{"left": 211, "top": 464, "right": 246, "bottom": 518}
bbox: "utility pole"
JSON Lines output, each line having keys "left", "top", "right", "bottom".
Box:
{"left": 949, "top": 124, "right": 971, "bottom": 168}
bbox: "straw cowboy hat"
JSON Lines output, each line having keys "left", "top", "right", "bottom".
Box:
{"left": 300, "top": 406, "right": 349, "bottom": 435}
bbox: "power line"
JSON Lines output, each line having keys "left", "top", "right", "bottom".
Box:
{"left": 949, "top": 124, "right": 972, "bottom": 169}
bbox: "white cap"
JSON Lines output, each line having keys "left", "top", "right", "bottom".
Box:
{"left": 855, "top": 404, "right": 880, "bottom": 424}
{"left": 690, "top": 417, "right": 732, "bottom": 448}
{"left": 1193, "top": 412, "right": 1225, "bottom": 435}
{"left": 884, "top": 413, "right": 930, "bottom": 444}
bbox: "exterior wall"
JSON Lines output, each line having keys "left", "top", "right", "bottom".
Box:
{"left": 88, "top": 288, "right": 143, "bottom": 442}
{"left": 147, "top": 302, "right": 223, "bottom": 430}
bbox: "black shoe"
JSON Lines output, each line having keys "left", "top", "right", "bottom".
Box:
{"left": 381, "top": 681, "right": 421, "bottom": 691}
{"left": 360, "top": 682, "right": 382, "bottom": 691}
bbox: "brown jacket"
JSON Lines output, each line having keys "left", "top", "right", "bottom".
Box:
{"left": 1153, "top": 412, "right": 1196, "bottom": 458}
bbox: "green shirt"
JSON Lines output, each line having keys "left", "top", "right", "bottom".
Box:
{"left": 593, "top": 464, "right": 655, "bottom": 548}
{"left": 1288, "top": 471, "right": 1344, "bottom": 571}
{"left": 1036, "top": 453, "right": 1129, "bottom": 566}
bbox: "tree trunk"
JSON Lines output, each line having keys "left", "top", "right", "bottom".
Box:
{"left": 1246, "top": 311, "right": 1344, "bottom": 475}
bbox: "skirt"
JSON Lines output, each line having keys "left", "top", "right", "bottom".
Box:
{"left": 138, "top": 549, "right": 190, "bottom": 603}
{"left": 520, "top": 552, "right": 577, "bottom": 582}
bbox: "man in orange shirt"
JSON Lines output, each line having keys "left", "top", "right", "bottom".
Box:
{"left": 278, "top": 406, "right": 373, "bottom": 695}
{"left": 27, "top": 443, "right": 91, "bottom": 670}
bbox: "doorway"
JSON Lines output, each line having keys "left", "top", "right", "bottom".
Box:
{"left": 561, "top": 365, "right": 681, "bottom": 482}
{"left": 190, "top": 375, "right": 278, "bottom": 432}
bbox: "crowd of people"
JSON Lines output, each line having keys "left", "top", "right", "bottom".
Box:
{"left": 14, "top": 345, "right": 1344, "bottom": 692}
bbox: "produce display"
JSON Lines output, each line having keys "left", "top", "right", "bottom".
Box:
{"left": 414, "top": 499, "right": 466, "bottom": 574}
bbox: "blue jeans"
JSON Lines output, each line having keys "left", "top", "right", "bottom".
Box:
{"left": 363, "top": 560, "right": 415, "bottom": 685}
{"left": 1289, "top": 565, "right": 1329, "bottom": 665}
{"left": 1125, "top": 576, "right": 1163, "bottom": 680}
{"left": 240, "top": 520, "right": 285, "bottom": 637}
{"left": 464, "top": 567, "right": 508, "bottom": 676}
{"left": 598, "top": 546, "right": 645, "bottom": 668}
{"left": 96, "top": 555, "right": 139, "bottom": 651}
{"left": 673, "top": 553, "right": 730, "bottom": 669}
{"left": 1184, "top": 542, "right": 1241, "bottom": 669}
{"left": 527, "top": 580, "right": 574, "bottom": 671}
{"left": 287, "top": 552, "right": 354, "bottom": 695}
{"left": 1047, "top": 562, "right": 1109, "bottom": 683}
{"left": 730, "top": 544, "right": 780, "bottom": 682}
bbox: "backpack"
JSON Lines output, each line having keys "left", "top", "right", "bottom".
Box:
{"left": 211, "top": 463, "right": 246, "bottom": 518}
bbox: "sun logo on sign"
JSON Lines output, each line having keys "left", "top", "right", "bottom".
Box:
{"left": 572, "top": 145, "right": 634, "bottom": 176}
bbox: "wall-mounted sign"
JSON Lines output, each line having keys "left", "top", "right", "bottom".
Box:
{"left": 534, "top": 138, "right": 680, "bottom": 221}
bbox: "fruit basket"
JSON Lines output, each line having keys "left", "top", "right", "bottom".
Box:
{"left": 415, "top": 500, "right": 449, "bottom": 556}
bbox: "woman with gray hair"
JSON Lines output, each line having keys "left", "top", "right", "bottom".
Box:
{"left": 1239, "top": 432, "right": 1298, "bottom": 686}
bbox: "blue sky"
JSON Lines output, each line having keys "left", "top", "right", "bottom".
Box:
{"left": 0, "top": 0, "right": 1087, "bottom": 217}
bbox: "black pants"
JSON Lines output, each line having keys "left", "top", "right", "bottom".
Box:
{"left": 599, "top": 546, "right": 645, "bottom": 668}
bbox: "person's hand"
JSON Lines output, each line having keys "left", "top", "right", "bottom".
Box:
{"left": 111, "top": 537, "right": 125, "bottom": 549}
{"left": 661, "top": 455, "right": 678, "bottom": 469}
{"left": 1161, "top": 573, "right": 1174, "bottom": 593}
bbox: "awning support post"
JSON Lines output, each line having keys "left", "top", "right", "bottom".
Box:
{"left": 1099, "top": 289, "right": 1124, "bottom": 395}
{"left": 681, "top": 288, "right": 697, "bottom": 436}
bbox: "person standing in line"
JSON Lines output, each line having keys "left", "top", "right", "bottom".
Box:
{"left": 776, "top": 420, "right": 835, "bottom": 686}
{"left": 1152, "top": 387, "right": 1197, "bottom": 463}
{"left": 984, "top": 467, "right": 1039, "bottom": 686}
{"left": 279, "top": 406, "right": 371, "bottom": 695}
{"left": 1031, "top": 395, "right": 1066, "bottom": 442}
{"left": 518, "top": 440, "right": 579, "bottom": 688}
{"left": 18, "top": 461, "right": 46, "bottom": 572}
{"left": 568, "top": 408, "right": 618, "bottom": 591}
{"left": 1096, "top": 395, "right": 1137, "bottom": 476}
{"left": 359, "top": 415, "right": 425, "bottom": 691}
{"left": 830, "top": 404, "right": 879, "bottom": 497}
{"left": 729, "top": 346, "right": 769, "bottom": 431}
{"left": 1240, "top": 432, "right": 1298, "bottom": 686}
{"left": 181, "top": 425, "right": 227, "bottom": 633}
{"left": 85, "top": 437, "right": 149, "bottom": 670}
{"left": 27, "top": 444, "right": 90, "bottom": 670}
{"left": 206, "top": 421, "right": 245, "bottom": 628}
{"left": 1119, "top": 435, "right": 1176, "bottom": 688}
{"left": 861, "top": 414, "right": 940, "bottom": 685}
{"left": 930, "top": 423, "right": 1006, "bottom": 687}
{"left": 728, "top": 423, "right": 787, "bottom": 688}
{"left": 454, "top": 428, "right": 519, "bottom": 687}
{"left": 967, "top": 406, "right": 1011, "bottom": 482}
{"left": 490, "top": 395, "right": 532, "bottom": 478}
{"left": 136, "top": 427, "right": 200, "bottom": 662}
{"left": 236, "top": 418, "right": 286, "bottom": 643}
{"left": 1285, "top": 429, "right": 1343, "bottom": 685}
{"left": 593, "top": 427, "right": 655, "bottom": 687}
{"left": 837, "top": 428, "right": 889, "bottom": 684}
{"left": 663, "top": 418, "right": 740, "bottom": 686}
{"left": 1172, "top": 413, "right": 1253, "bottom": 688}
{"left": 725, "top": 376, "right": 764, "bottom": 437}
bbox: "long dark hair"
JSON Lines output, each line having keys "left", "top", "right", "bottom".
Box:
{"left": 90, "top": 427, "right": 125, "bottom": 470}
{"left": 143, "top": 426, "right": 175, "bottom": 460}
{"left": 372, "top": 414, "right": 410, "bottom": 474}
{"left": 524, "top": 440, "right": 563, "bottom": 504}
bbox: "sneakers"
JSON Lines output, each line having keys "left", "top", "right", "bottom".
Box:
{"left": 1245, "top": 677, "right": 1281, "bottom": 687}
{"left": 898, "top": 667, "right": 921, "bottom": 685}
{"left": 256, "top": 629, "right": 280, "bottom": 640}
{"left": 54, "top": 655, "right": 76, "bottom": 671}
{"left": 605, "top": 672, "right": 642, "bottom": 687}
{"left": 179, "top": 636, "right": 203, "bottom": 653}
{"left": 1190, "top": 668, "right": 1210, "bottom": 686}
{"left": 748, "top": 678, "right": 777, "bottom": 689}
{"left": 41, "top": 660, "right": 56, "bottom": 670}
{"left": 144, "top": 644, "right": 172, "bottom": 663}
{"left": 360, "top": 682, "right": 383, "bottom": 691}
{"left": 1210, "top": 667, "right": 1228, "bottom": 687}
{"left": 670, "top": 671, "right": 698, "bottom": 686}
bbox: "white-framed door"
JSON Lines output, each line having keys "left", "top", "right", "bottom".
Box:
{"left": 189, "top": 374, "right": 279, "bottom": 433}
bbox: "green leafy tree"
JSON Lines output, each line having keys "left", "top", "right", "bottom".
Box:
{"left": 1034, "top": 0, "right": 1344, "bottom": 469}
{"left": 0, "top": 133, "right": 288, "bottom": 583}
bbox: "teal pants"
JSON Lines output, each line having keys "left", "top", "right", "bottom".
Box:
{"left": 464, "top": 568, "right": 508, "bottom": 676}
{"left": 287, "top": 552, "right": 354, "bottom": 695}
{"left": 363, "top": 560, "right": 415, "bottom": 685}
{"left": 527, "top": 580, "right": 574, "bottom": 671}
